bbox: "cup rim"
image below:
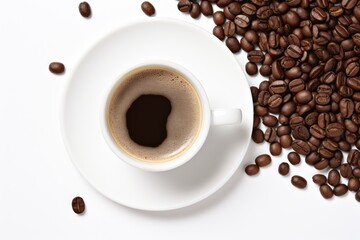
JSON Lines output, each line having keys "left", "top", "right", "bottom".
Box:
{"left": 99, "top": 60, "right": 211, "bottom": 172}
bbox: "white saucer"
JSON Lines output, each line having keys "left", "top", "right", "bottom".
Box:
{"left": 61, "top": 18, "right": 253, "bottom": 211}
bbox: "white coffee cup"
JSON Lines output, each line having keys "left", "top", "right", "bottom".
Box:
{"left": 100, "top": 60, "right": 242, "bottom": 172}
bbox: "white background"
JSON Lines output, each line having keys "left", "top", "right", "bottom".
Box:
{"left": 0, "top": 0, "right": 358, "bottom": 239}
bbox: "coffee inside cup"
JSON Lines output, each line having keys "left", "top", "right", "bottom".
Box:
{"left": 106, "top": 66, "right": 202, "bottom": 162}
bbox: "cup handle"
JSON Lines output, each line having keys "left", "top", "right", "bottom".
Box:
{"left": 211, "top": 109, "right": 242, "bottom": 125}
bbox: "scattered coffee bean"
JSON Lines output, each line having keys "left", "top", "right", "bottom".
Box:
{"left": 200, "top": 0, "right": 213, "bottom": 16}
{"left": 278, "top": 162, "right": 290, "bottom": 176}
{"left": 72, "top": 196, "right": 85, "bottom": 214}
{"left": 213, "top": 26, "right": 225, "bottom": 41}
{"left": 141, "top": 1, "right": 155, "bottom": 16}
{"left": 255, "top": 154, "right": 272, "bottom": 167}
{"left": 226, "top": 37, "right": 241, "bottom": 53}
{"left": 348, "top": 177, "right": 360, "bottom": 191}
{"left": 270, "top": 142, "right": 282, "bottom": 156}
{"left": 328, "top": 169, "right": 340, "bottom": 187}
{"left": 320, "top": 184, "right": 333, "bottom": 199}
{"left": 213, "top": 11, "right": 225, "bottom": 25}
{"left": 190, "top": 3, "right": 201, "bottom": 18}
{"left": 333, "top": 184, "right": 348, "bottom": 196}
{"left": 246, "top": 62, "right": 258, "bottom": 75}
{"left": 288, "top": 152, "right": 301, "bottom": 165}
{"left": 313, "top": 174, "right": 327, "bottom": 185}
{"left": 79, "top": 2, "right": 91, "bottom": 18}
{"left": 245, "top": 164, "right": 260, "bottom": 176}
{"left": 291, "top": 175, "right": 307, "bottom": 189}
{"left": 49, "top": 62, "right": 65, "bottom": 74}
{"left": 252, "top": 128, "right": 264, "bottom": 143}
{"left": 178, "top": 0, "right": 192, "bottom": 12}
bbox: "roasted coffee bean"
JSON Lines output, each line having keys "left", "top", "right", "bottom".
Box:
{"left": 288, "top": 152, "right": 301, "bottom": 165}
{"left": 259, "top": 80, "right": 270, "bottom": 91}
{"left": 79, "top": 2, "right": 91, "bottom": 18}
{"left": 72, "top": 196, "right": 85, "bottom": 214}
{"left": 314, "top": 159, "right": 329, "bottom": 170}
{"left": 309, "top": 124, "right": 326, "bottom": 139}
{"left": 267, "top": 94, "right": 282, "bottom": 108}
{"left": 244, "top": 30, "right": 259, "bottom": 45}
{"left": 313, "top": 174, "right": 327, "bottom": 185}
{"left": 289, "top": 79, "right": 305, "bottom": 93}
{"left": 178, "top": 0, "right": 192, "bottom": 12}
{"left": 216, "top": 0, "right": 233, "bottom": 7}
{"left": 348, "top": 177, "right": 360, "bottom": 191}
{"left": 248, "top": 50, "right": 265, "bottom": 63}
{"left": 259, "top": 65, "right": 272, "bottom": 76}
{"left": 320, "top": 184, "right": 333, "bottom": 199}
{"left": 295, "top": 90, "right": 312, "bottom": 104}
{"left": 270, "top": 142, "right": 282, "bottom": 156}
{"left": 348, "top": 149, "right": 360, "bottom": 166}
{"left": 263, "top": 115, "right": 278, "bottom": 127}
{"left": 293, "top": 125, "right": 310, "bottom": 141}
{"left": 224, "top": 21, "right": 236, "bottom": 37}
{"left": 240, "top": 38, "right": 255, "bottom": 52}
{"left": 277, "top": 126, "right": 292, "bottom": 138}
{"left": 141, "top": 1, "right": 155, "bottom": 16}
{"left": 339, "top": 98, "right": 354, "bottom": 118}
{"left": 289, "top": 116, "right": 304, "bottom": 129}
{"left": 255, "top": 105, "right": 268, "bottom": 116}
{"left": 250, "top": 86, "right": 259, "bottom": 103}
{"left": 246, "top": 62, "right": 258, "bottom": 75}
{"left": 245, "top": 164, "right": 260, "bottom": 176}
{"left": 285, "top": 67, "right": 302, "bottom": 79}
{"left": 344, "top": 119, "right": 358, "bottom": 133}
{"left": 200, "top": 1, "right": 213, "bottom": 16}
{"left": 49, "top": 62, "right": 65, "bottom": 74}
{"left": 328, "top": 169, "right": 340, "bottom": 186}
{"left": 347, "top": 77, "right": 360, "bottom": 91}
{"left": 329, "top": 6, "right": 344, "bottom": 17}
{"left": 342, "top": 0, "right": 357, "bottom": 10}
{"left": 190, "top": 3, "right": 201, "bottom": 18}
{"left": 319, "top": 147, "right": 334, "bottom": 159}
{"left": 329, "top": 157, "right": 342, "bottom": 169}
{"left": 226, "top": 37, "right": 241, "bottom": 53}
{"left": 280, "top": 134, "right": 292, "bottom": 148}
{"left": 286, "top": 45, "right": 303, "bottom": 59}
{"left": 264, "top": 127, "right": 277, "bottom": 143}
{"left": 292, "top": 139, "right": 310, "bottom": 155}
{"left": 326, "top": 123, "right": 345, "bottom": 138}
{"left": 228, "top": 2, "right": 241, "bottom": 15}
{"left": 333, "top": 184, "right": 348, "bottom": 196}
{"left": 258, "top": 91, "right": 270, "bottom": 106}
{"left": 322, "top": 139, "right": 338, "bottom": 151}
{"left": 356, "top": 192, "right": 360, "bottom": 202}
{"left": 278, "top": 162, "right": 290, "bottom": 176}
{"left": 252, "top": 128, "right": 264, "bottom": 143}
{"left": 255, "top": 154, "right": 272, "bottom": 167}
{"left": 291, "top": 175, "right": 307, "bottom": 189}
{"left": 340, "top": 163, "right": 353, "bottom": 178}
{"left": 242, "top": 3, "right": 257, "bottom": 15}
{"left": 257, "top": 6, "right": 273, "bottom": 19}
{"left": 305, "top": 152, "right": 321, "bottom": 165}
{"left": 311, "top": 7, "right": 327, "bottom": 22}
{"left": 346, "top": 62, "right": 360, "bottom": 77}
{"left": 305, "top": 112, "right": 318, "bottom": 126}
{"left": 269, "top": 80, "right": 287, "bottom": 94}
{"left": 353, "top": 168, "right": 360, "bottom": 178}
{"left": 213, "top": 11, "right": 225, "bottom": 25}
{"left": 272, "top": 60, "right": 285, "bottom": 79}
{"left": 213, "top": 26, "right": 225, "bottom": 40}
{"left": 281, "top": 102, "right": 296, "bottom": 116}
{"left": 315, "top": 93, "right": 330, "bottom": 105}
{"left": 234, "top": 15, "right": 250, "bottom": 28}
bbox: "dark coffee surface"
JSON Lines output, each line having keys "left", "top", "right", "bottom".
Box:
{"left": 107, "top": 66, "right": 202, "bottom": 162}
{"left": 126, "top": 94, "right": 171, "bottom": 147}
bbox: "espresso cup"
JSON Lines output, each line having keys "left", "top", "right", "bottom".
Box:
{"left": 100, "top": 60, "right": 242, "bottom": 172}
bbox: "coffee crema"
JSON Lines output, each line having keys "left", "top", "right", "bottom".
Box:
{"left": 107, "top": 66, "right": 202, "bottom": 162}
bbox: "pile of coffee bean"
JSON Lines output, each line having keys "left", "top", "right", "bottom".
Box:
{"left": 177, "top": 0, "right": 360, "bottom": 202}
